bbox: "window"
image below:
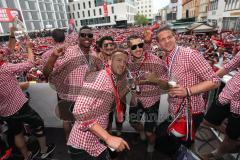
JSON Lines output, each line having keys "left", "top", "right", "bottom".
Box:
{"left": 75, "top": 20, "right": 78, "bottom": 26}
{"left": 149, "top": 9, "right": 151, "bottom": 12}
{"left": 73, "top": 4, "right": 75, "bottom": 10}
{"left": 93, "top": 9, "right": 96, "bottom": 16}
{"left": 111, "top": 6, "right": 114, "bottom": 14}
{"left": 83, "top": 2, "right": 86, "bottom": 9}
{"left": 89, "top": 1, "right": 91, "bottom": 8}
{"left": 237, "top": 0, "right": 240, "bottom": 9}
{"left": 72, "top": 13, "right": 75, "bottom": 19}
{"left": 88, "top": 10, "right": 90, "bottom": 16}
{"left": 99, "top": 8, "right": 102, "bottom": 15}
{"left": 78, "top": 12, "right": 80, "bottom": 18}
{"left": 78, "top": 3, "right": 80, "bottom": 9}
{"left": 114, "top": 15, "right": 117, "bottom": 20}
{"left": 82, "top": 11, "right": 85, "bottom": 17}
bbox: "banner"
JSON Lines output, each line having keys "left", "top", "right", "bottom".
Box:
{"left": 0, "top": 8, "right": 22, "bottom": 22}
{"left": 103, "top": 2, "right": 108, "bottom": 17}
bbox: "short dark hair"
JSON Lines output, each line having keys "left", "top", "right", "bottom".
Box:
{"left": 79, "top": 26, "right": 92, "bottom": 33}
{"left": 156, "top": 26, "right": 175, "bottom": 41}
{"left": 98, "top": 36, "right": 114, "bottom": 48}
{"left": 51, "top": 29, "right": 65, "bottom": 42}
{"left": 126, "top": 34, "right": 141, "bottom": 46}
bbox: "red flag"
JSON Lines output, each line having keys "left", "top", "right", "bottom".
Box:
{"left": 103, "top": 2, "right": 108, "bottom": 17}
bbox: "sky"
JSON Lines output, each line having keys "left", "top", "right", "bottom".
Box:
{"left": 152, "top": 0, "right": 170, "bottom": 13}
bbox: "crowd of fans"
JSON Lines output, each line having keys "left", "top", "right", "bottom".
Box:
{"left": 1, "top": 24, "right": 240, "bottom": 160}
{"left": 0, "top": 26, "right": 239, "bottom": 83}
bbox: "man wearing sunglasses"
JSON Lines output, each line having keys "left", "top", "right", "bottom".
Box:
{"left": 97, "top": 36, "right": 116, "bottom": 67}
{"left": 43, "top": 26, "right": 103, "bottom": 141}
{"left": 127, "top": 34, "right": 168, "bottom": 159}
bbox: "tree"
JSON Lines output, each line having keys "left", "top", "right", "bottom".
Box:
{"left": 134, "top": 14, "right": 149, "bottom": 26}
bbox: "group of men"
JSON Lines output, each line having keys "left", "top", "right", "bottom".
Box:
{"left": 0, "top": 25, "right": 240, "bottom": 160}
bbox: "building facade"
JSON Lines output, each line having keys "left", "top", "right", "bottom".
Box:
{"left": 222, "top": 0, "right": 240, "bottom": 32}
{"left": 177, "top": 0, "right": 183, "bottom": 20}
{"left": 166, "top": 1, "right": 178, "bottom": 22}
{"left": 67, "top": 0, "right": 137, "bottom": 28}
{"left": 182, "top": 0, "right": 200, "bottom": 20}
{"left": 136, "top": 0, "right": 153, "bottom": 20}
{"left": 0, "top": 0, "right": 68, "bottom": 35}
{"left": 198, "top": 0, "right": 209, "bottom": 21}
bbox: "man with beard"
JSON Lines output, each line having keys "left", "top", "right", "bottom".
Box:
{"left": 97, "top": 36, "right": 116, "bottom": 67}
{"left": 43, "top": 26, "right": 102, "bottom": 141}
{"left": 67, "top": 49, "right": 130, "bottom": 160}
{"left": 127, "top": 34, "right": 168, "bottom": 159}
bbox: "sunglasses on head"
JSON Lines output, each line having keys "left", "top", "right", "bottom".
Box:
{"left": 103, "top": 43, "right": 114, "bottom": 48}
{"left": 131, "top": 43, "right": 144, "bottom": 50}
{"left": 80, "top": 33, "right": 93, "bottom": 38}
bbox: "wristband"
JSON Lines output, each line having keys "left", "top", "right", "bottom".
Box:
{"left": 186, "top": 87, "right": 191, "bottom": 97}
{"left": 9, "top": 36, "right": 15, "bottom": 39}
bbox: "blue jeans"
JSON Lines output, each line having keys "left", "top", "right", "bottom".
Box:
{"left": 68, "top": 146, "right": 110, "bottom": 160}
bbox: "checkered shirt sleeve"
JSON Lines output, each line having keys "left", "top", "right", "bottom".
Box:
{"left": 5, "top": 60, "right": 34, "bottom": 75}
{"left": 223, "top": 51, "right": 240, "bottom": 72}
{"left": 68, "top": 70, "right": 115, "bottom": 157}
{"left": 168, "top": 47, "right": 220, "bottom": 116}
{"left": 219, "top": 72, "right": 240, "bottom": 115}
{"left": 0, "top": 61, "right": 34, "bottom": 117}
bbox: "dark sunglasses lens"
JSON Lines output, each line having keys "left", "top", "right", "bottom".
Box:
{"left": 131, "top": 45, "right": 137, "bottom": 50}
{"left": 88, "top": 34, "right": 93, "bottom": 38}
{"left": 131, "top": 43, "right": 144, "bottom": 50}
{"left": 80, "top": 33, "right": 86, "bottom": 38}
{"left": 138, "top": 43, "right": 144, "bottom": 48}
{"left": 80, "top": 33, "right": 93, "bottom": 38}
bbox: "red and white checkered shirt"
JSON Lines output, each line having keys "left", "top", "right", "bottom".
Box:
{"left": 166, "top": 46, "right": 220, "bottom": 116}
{"left": 223, "top": 51, "right": 240, "bottom": 72}
{"left": 129, "top": 52, "right": 168, "bottom": 108}
{"left": 67, "top": 70, "right": 115, "bottom": 157}
{"left": 48, "top": 45, "right": 103, "bottom": 101}
{"left": 0, "top": 61, "right": 34, "bottom": 117}
{"left": 218, "top": 72, "right": 240, "bottom": 115}
{"left": 41, "top": 43, "right": 64, "bottom": 67}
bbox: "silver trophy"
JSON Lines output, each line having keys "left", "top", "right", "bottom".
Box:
{"left": 127, "top": 69, "right": 136, "bottom": 91}
{"left": 13, "top": 16, "right": 29, "bottom": 42}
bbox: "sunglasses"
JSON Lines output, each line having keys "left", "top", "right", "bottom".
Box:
{"left": 131, "top": 43, "right": 144, "bottom": 50}
{"left": 103, "top": 43, "right": 115, "bottom": 48}
{"left": 80, "top": 33, "right": 93, "bottom": 38}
